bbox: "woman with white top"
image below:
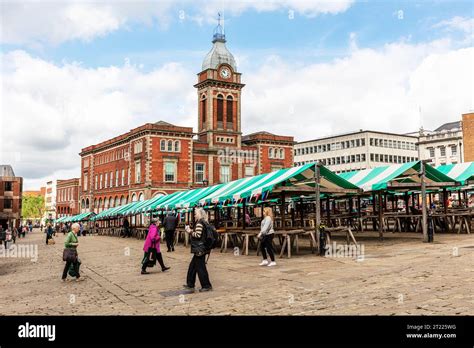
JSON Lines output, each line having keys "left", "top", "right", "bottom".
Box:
{"left": 258, "top": 207, "right": 276, "bottom": 267}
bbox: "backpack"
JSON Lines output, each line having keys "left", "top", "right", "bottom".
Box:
{"left": 201, "top": 220, "right": 219, "bottom": 251}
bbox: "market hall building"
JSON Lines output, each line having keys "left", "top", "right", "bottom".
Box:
{"left": 79, "top": 23, "right": 294, "bottom": 214}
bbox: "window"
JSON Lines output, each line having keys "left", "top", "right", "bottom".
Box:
{"left": 201, "top": 96, "right": 206, "bottom": 124}
{"left": 95, "top": 175, "right": 98, "bottom": 190}
{"left": 110, "top": 172, "right": 113, "bottom": 188}
{"left": 440, "top": 146, "right": 446, "bottom": 157}
{"left": 4, "top": 182, "right": 12, "bottom": 191}
{"left": 121, "top": 169, "right": 125, "bottom": 186}
{"left": 115, "top": 170, "right": 119, "bottom": 187}
{"left": 167, "top": 140, "right": 173, "bottom": 152}
{"left": 361, "top": 139, "right": 365, "bottom": 146}
{"left": 226, "top": 95, "right": 233, "bottom": 123}
{"left": 104, "top": 173, "right": 108, "bottom": 188}
{"left": 134, "top": 141, "right": 143, "bottom": 154}
{"left": 4, "top": 198, "right": 12, "bottom": 209}
{"left": 428, "top": 148, "right": 435, "bottom": 158}
{"left": 451, "top": 145, "right": 457, "bottom": 156}
{"left": 195, "top": 163, "right": 205, "bottom": 183}
{"left": 135, "top": 160, "right": 141, "bottom": 183}
{"left": 164, "top": 162, "right": 176, "bottom": 182}
{"left": 280, "top": 149, "right": 284, "bottom": 159}
{"left": 217, "top": 94, "right": 224, "bottom": 123}
{"left": 160, "top": 140, "right": 166, "bottom": 151}
{"left": 220, "top": 165, "right": 230, "bottom": 183}
{"left": 84, "top": 158, "right": 90, "bottom": 168}
{"left": 83, "top": 175, "right": 88, "bottom": 191}
{"left": 269, "top": 148, "right": 274, "bottom": 158}
{"left": 174, "top": 140, "right": 180, "bottom": 152}
{"left": 99, "top": 174, "right": 103, "bottom": 189}
{"left": 244, "top": 166, "right": 254, "bottom": 177}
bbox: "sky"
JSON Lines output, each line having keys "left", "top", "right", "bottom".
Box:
{"left": 1, "top": 0, "right": 473, "bottom": 190}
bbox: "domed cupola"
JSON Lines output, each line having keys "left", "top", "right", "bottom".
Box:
{"left": 202, "top": 14, "right": 237, "bottom": 71}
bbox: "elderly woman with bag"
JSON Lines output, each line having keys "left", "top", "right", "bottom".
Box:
{"left": 62, "top": 223, "right": 82, "bottom": 281}
{"left": 258, "top": 207, "right": 276, "bottom": 267}
{"left": 141, "top": 219, "right": 170, "bottom": 274}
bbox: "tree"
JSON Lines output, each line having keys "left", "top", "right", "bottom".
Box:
{"left": 22, "top": 196, "right": 45, "bottom": 219}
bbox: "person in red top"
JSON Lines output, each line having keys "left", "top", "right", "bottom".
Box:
{"left": 141, "top": 219, "right": 170, "bottom": 275}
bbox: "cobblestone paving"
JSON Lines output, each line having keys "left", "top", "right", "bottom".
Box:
{"left": 0, "top": 229, "right": 473, "bottom": 315}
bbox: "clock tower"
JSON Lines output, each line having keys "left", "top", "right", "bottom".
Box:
{"left": 194, "top": 15, "right": 245, "bottom": 148}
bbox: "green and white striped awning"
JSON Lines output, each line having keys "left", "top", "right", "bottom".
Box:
{"left": 436, "top": 162, "right": 474, "bottom": 185}
{"left": 339, "top": 161, "right": 455, "bottom": 192}
{"left": 199, "top": 163, "right": 359, "bottom": 204}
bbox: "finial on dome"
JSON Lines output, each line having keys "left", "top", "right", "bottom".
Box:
{"left": 212, "top": 13, "right": 226, "bottom": 43}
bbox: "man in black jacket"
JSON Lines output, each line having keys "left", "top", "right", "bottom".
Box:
{"left": 122, "top": 218, "right": 130, "bottom": 238}
{"left": 163, "top": 211, "right": 178, "bottom": 252}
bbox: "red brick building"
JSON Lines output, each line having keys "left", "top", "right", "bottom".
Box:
{"left": 79, "top": 23, "right": 294, "bottom": 213}
{"left": 56, "top": 178, "right": 80, "bottom": 217}
{"left": 0, "top": 165, "right": 23, "bottom": 229}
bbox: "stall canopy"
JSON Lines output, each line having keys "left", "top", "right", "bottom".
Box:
{"left": 199, "top": 163, "right": 360, "bottom": 204}
{"left": 436, "top": 162, "right": 474, "bottom": 186}
{"left": 339, "top": 161, "right": 456, "bottom": 192}
{"left": 59, "top": 212, "right": 95, "bottom": 223}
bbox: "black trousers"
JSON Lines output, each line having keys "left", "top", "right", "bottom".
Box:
{"left": 45, "top": 234, "right": 51, "bottom": 245}
{"left": 62, "top": 259, "right": 80, "bottom": 279}
{"left": 186, "top": 254, "right": 212, "bottom": 289}
{"left": 260, "top": 234, "right": 275, "bottom": 261}
{"left": 165, "top": 230, "right": 175, "bottom": 251}
{"left": 142, "top": 250, "right": 166, "bottom": 271}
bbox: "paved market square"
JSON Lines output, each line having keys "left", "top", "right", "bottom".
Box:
{"left": 0, "top": 229, "right": 472, "bottom": 315}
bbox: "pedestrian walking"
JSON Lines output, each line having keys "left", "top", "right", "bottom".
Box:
{"left": 258, "top": 207, "right": 276, "bottom": 267}
{"left": 5, "top": 228, "right": 12, "bottom": 249}
{"left": 0, "top": 226, "right": 5, "bottom": 249}
{"left": 184, "top": 208, "right": 213, "bottom": 292}
{"left": 11, "top": 226, "right": 17, "bottom": 244}
{"left": 21, "top": 225, "right": 27, "bottom": 238}
{"left": 141, "top": 219, "right": 169, "bottom": 274}
{"left": 46, "top": 223, "right": 54, "bottom": 245}
{"left": 163, "top": 211, "right": 178, "bottom": 252}
{"left": 62, "top": 223, "right": 82, "bottom": 282}
{"left": 122, "top": 218, "right": 130, "bottom": 238}
{"left": 78, "top": 222, "right": 83, "bottom": 237}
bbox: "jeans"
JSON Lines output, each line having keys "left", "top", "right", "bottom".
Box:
{"left": 260, "top": 234, "right": 275, "bottom": 262}
{"left": 186, "top": 254, "right": 212, "bottom": 289}
{"left": 165, "top": 230, "right": 175, "bottom": 251}
{"left": 62, "top": 260, "right": 80, "bottom": 279}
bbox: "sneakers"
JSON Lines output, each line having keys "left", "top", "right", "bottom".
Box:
{"left": 141, "top": 270, "right": 149, "bottom": 275}
{"left": 267, "top": 261, "right": 277, "bottom": 267}
{"left": 161, "top": 266, "right": 170, "bottom": 272}
{"left": 259, "top": 260, "right": 269, "bottom": 266}
{"left": 199, "top": 287, "right": 213, "bottom": 292}
{"left": 183, "top": 284, "right": 194, "bottom": 290}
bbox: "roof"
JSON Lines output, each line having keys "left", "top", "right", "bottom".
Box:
{"left": 436, "top": 162, "right": 474, "bottom": 185}
{"left": 296, "top": 129, "right": 418, "bottom": 145}
{"left": 202, "top": 40, "right": 237, "bottom": 71}
{"left": 154, "top": 120, "right": 175, "bottom": 127}
{"left": 0, "top": 165, "right": 15, "bottom": 177}
{"left": 338, "top": 162, "right": 455, "bottom": 192}
{"left": 434, "top": 121, "right": 461, "bottom": 132}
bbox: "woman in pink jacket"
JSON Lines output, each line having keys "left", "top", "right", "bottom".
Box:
{"left": 141, "top": 219, "right": 170, "bottom": 274}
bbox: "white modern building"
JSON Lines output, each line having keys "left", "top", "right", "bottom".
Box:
{"left": 43, "top": 179, "right": 57, "bottom": 222}
{"left": 416, "top": 121, "right": 463, "bottom": 166}
{"left": 294, "top": 130, "right": 419, "bottom": 173}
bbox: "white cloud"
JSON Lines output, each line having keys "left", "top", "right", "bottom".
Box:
{"left": 0, "top": 0, "right": 354, "bottom": 45}
{"left": 240, "top": 38, "right": 473, "bottom": 141}
{"left": 1, "top": 50, "right": 196, "bottom": 189}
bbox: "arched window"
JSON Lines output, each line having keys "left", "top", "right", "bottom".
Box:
{"left": 217, "top": 94, "right": 224, "bottom": 123}
{"left": 85, "top": 199, "right": 89, "bottom": 209}
{"left": 115, "top": 197, "right": 119, "bottom": 207}
{"left": 160, "top": 140, "right": 166, "bottom": 151}
{"left": 201, "top": 95, "right": 206, "bottom": 124}
{"left": 226, "top": 95, "right": 233, "bottom": 123}
{"left": 138, "top": 193, "right": 144, "bottom": 201}
{"left": 131, "top": 193, "right": 137, "bottom": 202}
{"left": 167, "top": 140, "right": 173, "bottom": 152}
{"left": 280, "top": 149, "right": 284, "bottom": 159}
{"left": 109, "top": 197, "right": 114, "bottom": 208}
{"left": 99, "top": 198, "right": 103, "bottom": 210}
{"left": 174, "top": 140, "right": 180, "bottom": 152}
{"left": 269, "top": 148, "right": 274, "bottom": 158}
{"left": 120, "top": 196, "right": 126, "bottom": 206}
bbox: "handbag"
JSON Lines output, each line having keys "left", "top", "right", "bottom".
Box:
{"left": 63, "top": 248, "right": 77, "bottom": 262}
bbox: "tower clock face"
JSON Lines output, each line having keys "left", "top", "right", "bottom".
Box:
{"left": 220, "top": 67, "right": 231, "bottom": 79}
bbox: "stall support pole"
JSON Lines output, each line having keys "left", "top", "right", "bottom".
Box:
{"left": 314, "top": 164, "right": 322, "bottom": 253}
{"left": 421, "top": 161, "right": 429, "bottom": 242}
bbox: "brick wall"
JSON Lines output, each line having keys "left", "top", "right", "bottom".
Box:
{"left": 462, "top": 112, "right": 474, "bottom": 162}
